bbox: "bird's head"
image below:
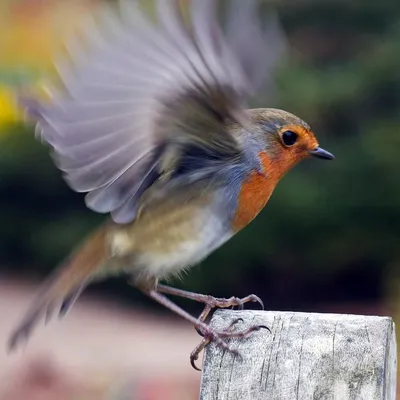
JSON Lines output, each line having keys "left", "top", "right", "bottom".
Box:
{"left": 248, "top": 108, "right": 334, "bottom": 178}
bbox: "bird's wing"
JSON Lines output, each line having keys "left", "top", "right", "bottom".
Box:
{"left": 20, "top": 0, "right": 284, "bottom": 224}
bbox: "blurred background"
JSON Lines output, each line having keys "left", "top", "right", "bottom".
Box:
{"left": 0, "top": 0, "right": 399, "bottom": 399}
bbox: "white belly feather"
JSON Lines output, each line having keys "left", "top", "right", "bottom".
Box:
{"left": 136, "top": 212, "right": 232, "bottom": 280}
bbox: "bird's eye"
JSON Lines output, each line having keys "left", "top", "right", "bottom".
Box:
{"left": 281, "top": 130, "right": 298, "bottom": 146}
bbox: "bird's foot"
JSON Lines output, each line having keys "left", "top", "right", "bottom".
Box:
{"left": 190, "top": 318, "right": 269, "bottom": 371}
{"left": 149, "top": 285, "right": 267, "bottom": 371}
{"left": 192, "top": 294, "right": 263, "bottom": 337}
{"left": 199, "top": 293, "right": 264, "bottom": 311}
{"left": 156, "top": 284, "right": 264, "bottom": 312}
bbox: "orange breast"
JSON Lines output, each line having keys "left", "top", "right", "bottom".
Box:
{"left": 232, "top": 152, "right": 280, "bottom": 231}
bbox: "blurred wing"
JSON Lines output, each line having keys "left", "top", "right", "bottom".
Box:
{"left": 225, "top": 1, "right": 287, "bottom": 92}
{"left": 21, "top": 0, "right": 282, "bottom": 224}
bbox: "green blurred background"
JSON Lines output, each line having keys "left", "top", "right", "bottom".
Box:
{"left": 0, "top": 0, "right": 399, "bottom": 398}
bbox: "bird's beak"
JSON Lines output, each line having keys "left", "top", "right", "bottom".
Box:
{"left": 309, "top": 147, "right": 335, "bottom": 160}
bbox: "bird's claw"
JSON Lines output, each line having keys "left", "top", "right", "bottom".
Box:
{"left": 187, "top": 291, "right": 266, "bottom": 370}
{"left": 194, "top": 293, "right": 263, "bottom": 337}
{"left": 190, "top": 318, "right": 269, "bottom": 371}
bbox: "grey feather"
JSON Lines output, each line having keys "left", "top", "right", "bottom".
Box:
{"left": 226, "top": 1, "right": 288, "bottom": 93}
{"left": 20, "top": 0, "right": 285, "bottom": 224}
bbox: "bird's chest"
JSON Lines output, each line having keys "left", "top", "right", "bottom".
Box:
{"left": 232, "top": 169, "right": 277, "bottom": 231}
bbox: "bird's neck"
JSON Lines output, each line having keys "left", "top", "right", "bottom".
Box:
{"left": 232, "top": 151, "right": 283, "bottom": 231}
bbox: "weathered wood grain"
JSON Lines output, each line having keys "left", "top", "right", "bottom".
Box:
{"left": 200, "top": 310, "right": 396, "bottom": 400}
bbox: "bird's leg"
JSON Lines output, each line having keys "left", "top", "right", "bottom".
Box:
{"left": 144, "top": 289, "right": 268, "bottom": 370}
{"left": 143, "top": 289, "right": 240, "bottom": 362}
{"left": 148, "top": 284, "right": 268, "bottom": 371}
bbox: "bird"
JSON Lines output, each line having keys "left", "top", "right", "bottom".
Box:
{"left": 8, "top": 0, "right": 334, "bottom": 370}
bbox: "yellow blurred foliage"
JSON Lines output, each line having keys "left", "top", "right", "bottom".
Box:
{"left": 0, "top": 0, "right": 102, "bottom": 126}
{"left": 0, "top": 87, "right": 20, "bottom": 125}
{"left": 0, "top": 0, "right": 101, "bottom": 68}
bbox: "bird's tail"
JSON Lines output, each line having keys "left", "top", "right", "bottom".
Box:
{"left": 8, "top": 225, "right": 110, "bottom": 351}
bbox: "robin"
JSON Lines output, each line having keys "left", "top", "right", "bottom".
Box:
{"left": 8, "top": 0, "right": 334, "bottom": 370}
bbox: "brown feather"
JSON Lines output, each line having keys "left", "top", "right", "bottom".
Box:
{"left": 8, "top": 225, "right": 109, "bottom": 351}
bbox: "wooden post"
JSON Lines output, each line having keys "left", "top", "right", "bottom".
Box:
{"left": 200, "top": 310, "right": 397, "bottom": 400}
